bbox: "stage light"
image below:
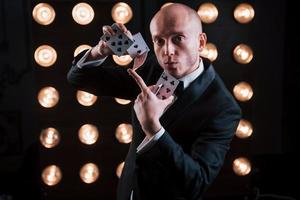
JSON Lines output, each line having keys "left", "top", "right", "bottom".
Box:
{"left": 32, "top": 3, "right": 55, "bottom": 25}
{"left": 40, "top": 127, "right": 60, "bottom": 148}
{"left": 76, "top": 90, "right": 97, "bottom": 106}
{"left": 197, "top": 3, "right": 218, "bottom": 24}
{"left": 200, "top": 42, "right": 218, "bottom": 62}
{"left": 115, "top": 98, "right": 131, "bottom": 105}
{"left": 42, "top": 165, "right": 62, "bottom": 186}
{"left": 233, "top": 157, "right": 251, "bottom": 176}
{"left": 233, "top": 44, "right": 253, "bottom": 64}
{"left": 74, "top": 44, "right": 92, "bottom": 57}
{"left": 115, "top": 123, "right": 133, "bottom": 144}
{"left": 111, "top": 2, "right": 132, "bottom": 24}
{"left": 116, "top": 162, "right": 125, "bottom": 178}
{"left": 233, "top": 81, "right": 253, "bottom": 102}
{"left": 78, "top": 124, "right": 99, "bottom": 145}
{"left": 72, "top": 3, "right": 94, "bottom": 25}
{"left": 161, "top": 2, "right": 173, "bottom": 9}
{"left": 112, "top": 55, "right": 133, "bottom": 66}
{"left": 34, "top": 45, "right": 57, "bottom": 67}
{"left": 236, "top": 119, "right": 253, "bottom": 139}
{"left": 38, "top": 86, "right": 59, "bottom": 108}
{"left": 80, "top": 163, "right": 100, "bottom": 184}
{"left": 234, "top": 3, "right": 255, "bottom": 24}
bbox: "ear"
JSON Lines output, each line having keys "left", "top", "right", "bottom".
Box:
{"left": 198, "top": 32, "right": 207, "bottom": 52}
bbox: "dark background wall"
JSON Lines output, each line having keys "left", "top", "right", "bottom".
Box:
{"left": 0, "top": 0, "right": 298, "bottom": 199}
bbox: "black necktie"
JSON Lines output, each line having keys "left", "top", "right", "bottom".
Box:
{"left": 174, "top": 81, "right": 184, "bottom": 97}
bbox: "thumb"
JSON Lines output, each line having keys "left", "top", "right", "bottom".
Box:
{"left": 164, "top": 95, "right": 174, "bottom": 105}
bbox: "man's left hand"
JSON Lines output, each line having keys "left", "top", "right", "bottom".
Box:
{"left": 128, "top": 69, "right": 174, "bottom": 138}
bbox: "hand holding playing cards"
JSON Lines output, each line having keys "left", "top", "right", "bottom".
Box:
{"left": 128, "top": 68, "right": 174, "bottom": 138}
{"left": 88, "top": 23, "right": 133, "bottom": 60}
{"left": 100, "top": 23, "right": 134, "bottom": 56}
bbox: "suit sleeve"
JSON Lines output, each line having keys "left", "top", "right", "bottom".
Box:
{"left": 136, "top": 103, "right": 241, "bottom": 199}
{"left": 67, "top": 50, "right": 141, "bottom": 99}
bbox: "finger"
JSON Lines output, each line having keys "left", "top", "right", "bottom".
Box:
{"left": 163, "top": 95, "right": 174, "bottom": 105}
{"left": 97, "top": 40, "right": 112, "bottom": 55}
{"left": 102, "top": 25, "right": 115, "bottom": 35}
{"left": 125, "top": 30, "right": 133, "bottom": 40}
{"left": 133, "top": 52, "right": 148, "bottom": 70}
{"left": 114, "top": 23, "right": 133, "bottom": 40}
{"left": 148, "top": 85, "right": 156, "bottom": 93}
{"left": 115, "top": 23, "right": 128, "bottom": 33}
{"left": 128, "top": 68, "right": 149, "bottom": 93}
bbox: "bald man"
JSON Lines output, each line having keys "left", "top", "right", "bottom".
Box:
{"left": 68, "top": 3, "right": 241, "bottom": 200}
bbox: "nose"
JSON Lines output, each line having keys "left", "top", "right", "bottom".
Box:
{"left": 163, "top": 40, "right": 175, "bottom": 56}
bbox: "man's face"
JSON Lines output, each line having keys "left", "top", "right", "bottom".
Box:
{"left": 151, "top": 16, "right": 203, "bottom": 78}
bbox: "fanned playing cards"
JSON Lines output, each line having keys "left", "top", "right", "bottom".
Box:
{"left": 100, "top": 23, "right": 134, "bottom": 56}
{"left": 100, "top": 24, "right": 150, "bottom": 58}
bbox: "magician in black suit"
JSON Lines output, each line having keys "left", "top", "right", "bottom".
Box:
{"left": 67, "top": 3, "right": 241, "bottom": 200}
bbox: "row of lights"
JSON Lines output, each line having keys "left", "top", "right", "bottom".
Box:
{"left": 33, "top": 2, "right": 254, "bottom": 26}
{"left": 33, "top": 2, "right": 135, "bottom": 186}
{"left": 37, "top": 86, "right": 130, "bottom": 108}
{"left": 32, "top": 2, "right": 133, "bottom": 26}
{"left": 40, "top": 123, "right": 133, "bottom": 149}
{"left": 42, "top": 161, "right": 125, "bottom": 186}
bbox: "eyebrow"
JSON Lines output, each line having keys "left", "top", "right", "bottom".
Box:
{"left": 152, "top": 32, "right": 186, "bottom": 40}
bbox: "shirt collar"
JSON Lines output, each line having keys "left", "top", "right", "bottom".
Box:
{"left": 179, "top": 59, "right": 204, "bottom": 89}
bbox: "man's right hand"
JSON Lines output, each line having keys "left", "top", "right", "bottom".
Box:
{"left": 86, "top": 23, "right": 132, "bottom": 61}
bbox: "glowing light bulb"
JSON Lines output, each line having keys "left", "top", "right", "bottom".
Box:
{"left": 197, "top": 3, "right": 218, "bottom": 24}
{"left": 233, "top": 157, "right": 251, "bottom": 176}
{"left": 32, "top": 3, "right": 55, "bottom": 25}
{"left": 38, "top": 87, "right": 59, "bottom": 108}
{"left": 234, "top": 3, "right": 255, "bottom": 24}
{"left": 116, "top": 162, "right": 125, "bottom": 178}
{"left": 76, "top": 90, "right": 97, "bottom": 106}
{"left": 42, "top": 165, "right": 62, "bottom": 186}
{"left": 78, "top": 124, "right": 99, "bottom": 145}
{"left": 233, "top": 82, "right": 253, "bottom": 102}
{"left": 200, "top": 43, "right": 218, "bottom": 62}
{"left": 40, "top": 127, "right": 60, "bottom": 148}
{"left": 80, "top": 163, "right": 100, "bottom": 184}
{"left": 236, "top": 119, "right": 253, "bottom": 138}
{"left": 115, "top": 123, "right": 133, "bottom": 143}
{"left": 72, "top": 3, "right": 94, "bottom": 25}
{"left": 34, "top": 45, "right": 57, "bottom": 67}
{"left": 115, "top": 98, "right": 131, "bottom": 105}
{"left": 111, "top": 2, "right": 133, "bottom": 24}
{"left": 233, "top": 44, "right": 253, "bottom": 64}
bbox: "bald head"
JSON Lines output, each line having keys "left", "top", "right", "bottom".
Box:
{"left": 150, "top": 3, "right": 203, "bottom": 35}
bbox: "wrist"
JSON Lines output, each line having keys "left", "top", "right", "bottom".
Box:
{"left": 142, "top": 120, "right": 161, "bottom": 137}
{"left": 88, "top": 45, "right": 106, "bottom": 60}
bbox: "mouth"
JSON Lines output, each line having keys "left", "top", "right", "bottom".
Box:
{"left": 164, "top": 61, "right": 178, "bottom": 67}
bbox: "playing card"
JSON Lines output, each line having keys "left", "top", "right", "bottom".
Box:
{"left": 127, "top": 33, "right": 150, "bottom": 58}
{"left": 101, "top": 23, "right": 134, "bottom": 56}
{"left": 153, "top": 71, "right": 179, "bottom": 100}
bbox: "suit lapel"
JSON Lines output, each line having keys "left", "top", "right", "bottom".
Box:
{"left": 160, "top": 63, "right": 216, "bottom": 128}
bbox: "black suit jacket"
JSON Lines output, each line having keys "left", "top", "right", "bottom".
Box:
{"left": 67, "top": 51, "right": 241, "bottom": 200}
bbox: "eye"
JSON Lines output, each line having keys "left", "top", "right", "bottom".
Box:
{"left": 154, "top": 38, "right": 164, "bottom": 46}
{"left": 172, "top": 35, "right": 184, "bottom": 44}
